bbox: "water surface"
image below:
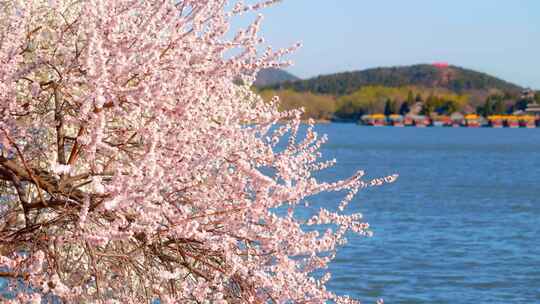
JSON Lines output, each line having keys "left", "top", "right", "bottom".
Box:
{"left": 307, "top": 125, "right": 540, "bottom": 303}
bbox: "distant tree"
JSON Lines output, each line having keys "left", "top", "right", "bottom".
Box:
{"left": 407, "top": 90, "right": 415, "bottom": 104}
{"left": 480, "top": 98, "right": 494, "bottom": 116}
{"left": 493, "top": 99, "right": 506, "bottom": 114}
{"left": 259, "top": 90, "right": 336, "bottom": 120}
{"left": 443, "top": 100, "right": 458, "bottom": 114}
{"left": 421, "top": 95, "right": 435, "bottom": 115}
{"left": 335, "top": 100, "right": 365, "bottom": 120}
{"left": 420, "top": 94, "right": 461, "bottom": 115}
{"left": 503, "top": 91, "right": 514, "bottom": 100}
{"left": 514, "top": 98, "right": 529, "bottom": 111}
{"left": 451, "top": 79, "right": 465, "bottom": 92}
{"left": 481, "top": 95, "right": 508, "bottom": 115}
{"left": 384, "top": 98, "right": 394, "bottom": 115}
{"left": 476, "top": 105, "right": 484, "bottom": 115}
{"left": 399, "top": 102, "right": 410, "bottom": 115}
{"left": 333, "top": 86, "right": 468, "bottom": 118}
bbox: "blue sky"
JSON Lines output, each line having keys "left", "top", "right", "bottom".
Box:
{"left": 235, "top": 0, "right": 540, "bottom": 88}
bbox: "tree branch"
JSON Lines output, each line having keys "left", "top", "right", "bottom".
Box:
{"left": 54, "top": 84, "right": 66, "bottom": 165}
{"left": 0, "top": 130, "right": 48, "bottom": 207}
{"left": 0, "top": 155, "right": 84, "bottom": 203}
{"left": 4, "top": 168, "right": 30, "bottom": 226}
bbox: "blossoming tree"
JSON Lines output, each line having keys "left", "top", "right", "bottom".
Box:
{"left": 0, "top": 1, "right": 396, "bottom": 303}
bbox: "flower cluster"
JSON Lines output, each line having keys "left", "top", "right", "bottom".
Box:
{"left": 0, "top": 1, "right": 396, "bottom": 303}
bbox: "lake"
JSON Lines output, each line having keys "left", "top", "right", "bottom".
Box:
{"left": 306, "top": 124, "right": 540, "bottom": 304}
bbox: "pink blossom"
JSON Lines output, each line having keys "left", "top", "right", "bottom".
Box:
{"left": 0, "top": 1, "right": 395, "bottom": 303}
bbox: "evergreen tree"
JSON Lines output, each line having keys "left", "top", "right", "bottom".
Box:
{"left": 444, "top": 101, "right": 458, "bottom": 114}
{"left": 481, "top": 98, "right": 494, "bottom": 116}
{"left": 422, "top": 95, "right": 435, "bottom": 115}
{"left": 407, "top": 90, "right": 415, "bottom": 104}
{"left": 514, "top": 98, "right": 529, "bottom": 111}
{"left": 384, "top": 98, "right": 394, "bottom": 115}
{"left": 399, "top": 102, "right": 410, "bottom": 115}
{"left": 493, "top": 99, "right": 506, "bottom": 114}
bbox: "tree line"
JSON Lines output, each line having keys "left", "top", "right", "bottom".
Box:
{"left": 259, "top": 86, "right": 473, "bottom": 121}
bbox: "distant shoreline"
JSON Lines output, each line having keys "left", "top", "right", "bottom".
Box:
{"left": 300, "top": 119, "right": 539, "bottom": 128}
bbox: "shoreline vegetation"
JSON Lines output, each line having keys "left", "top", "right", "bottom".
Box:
{"left": 256, "top": 64, "right": 540, "bottom": 128}
{"left": 260, "top": 87, "right": 540, "bottom": 128}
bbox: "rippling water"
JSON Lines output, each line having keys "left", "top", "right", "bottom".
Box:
{"left": 306, "top": 124, "right": 540, "bottom": 304}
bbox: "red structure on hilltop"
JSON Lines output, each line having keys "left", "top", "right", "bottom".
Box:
{"left": 433, "top": 62, "right": 449, "bottom": 68}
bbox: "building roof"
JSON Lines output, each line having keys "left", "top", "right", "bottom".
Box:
{"left": 525, "top": 103, "right": 540, "bottom": 113}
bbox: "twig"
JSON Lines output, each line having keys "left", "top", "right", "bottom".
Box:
{"left": 1, "top": 129, "right": 47, "bottom": 207}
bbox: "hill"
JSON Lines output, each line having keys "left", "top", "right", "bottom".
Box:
{"left": 263, "top": 64, "right": 523, "bottom": 97}
{"left": 254, "top": 68, "right": 299, "bottom": 87}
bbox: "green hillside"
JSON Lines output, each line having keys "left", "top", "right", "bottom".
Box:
{"left": 262, "top": 64, "right": 523, "bottom": 97}
{"left": 256, "top": 65, "right": 535, "bottom": 121}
